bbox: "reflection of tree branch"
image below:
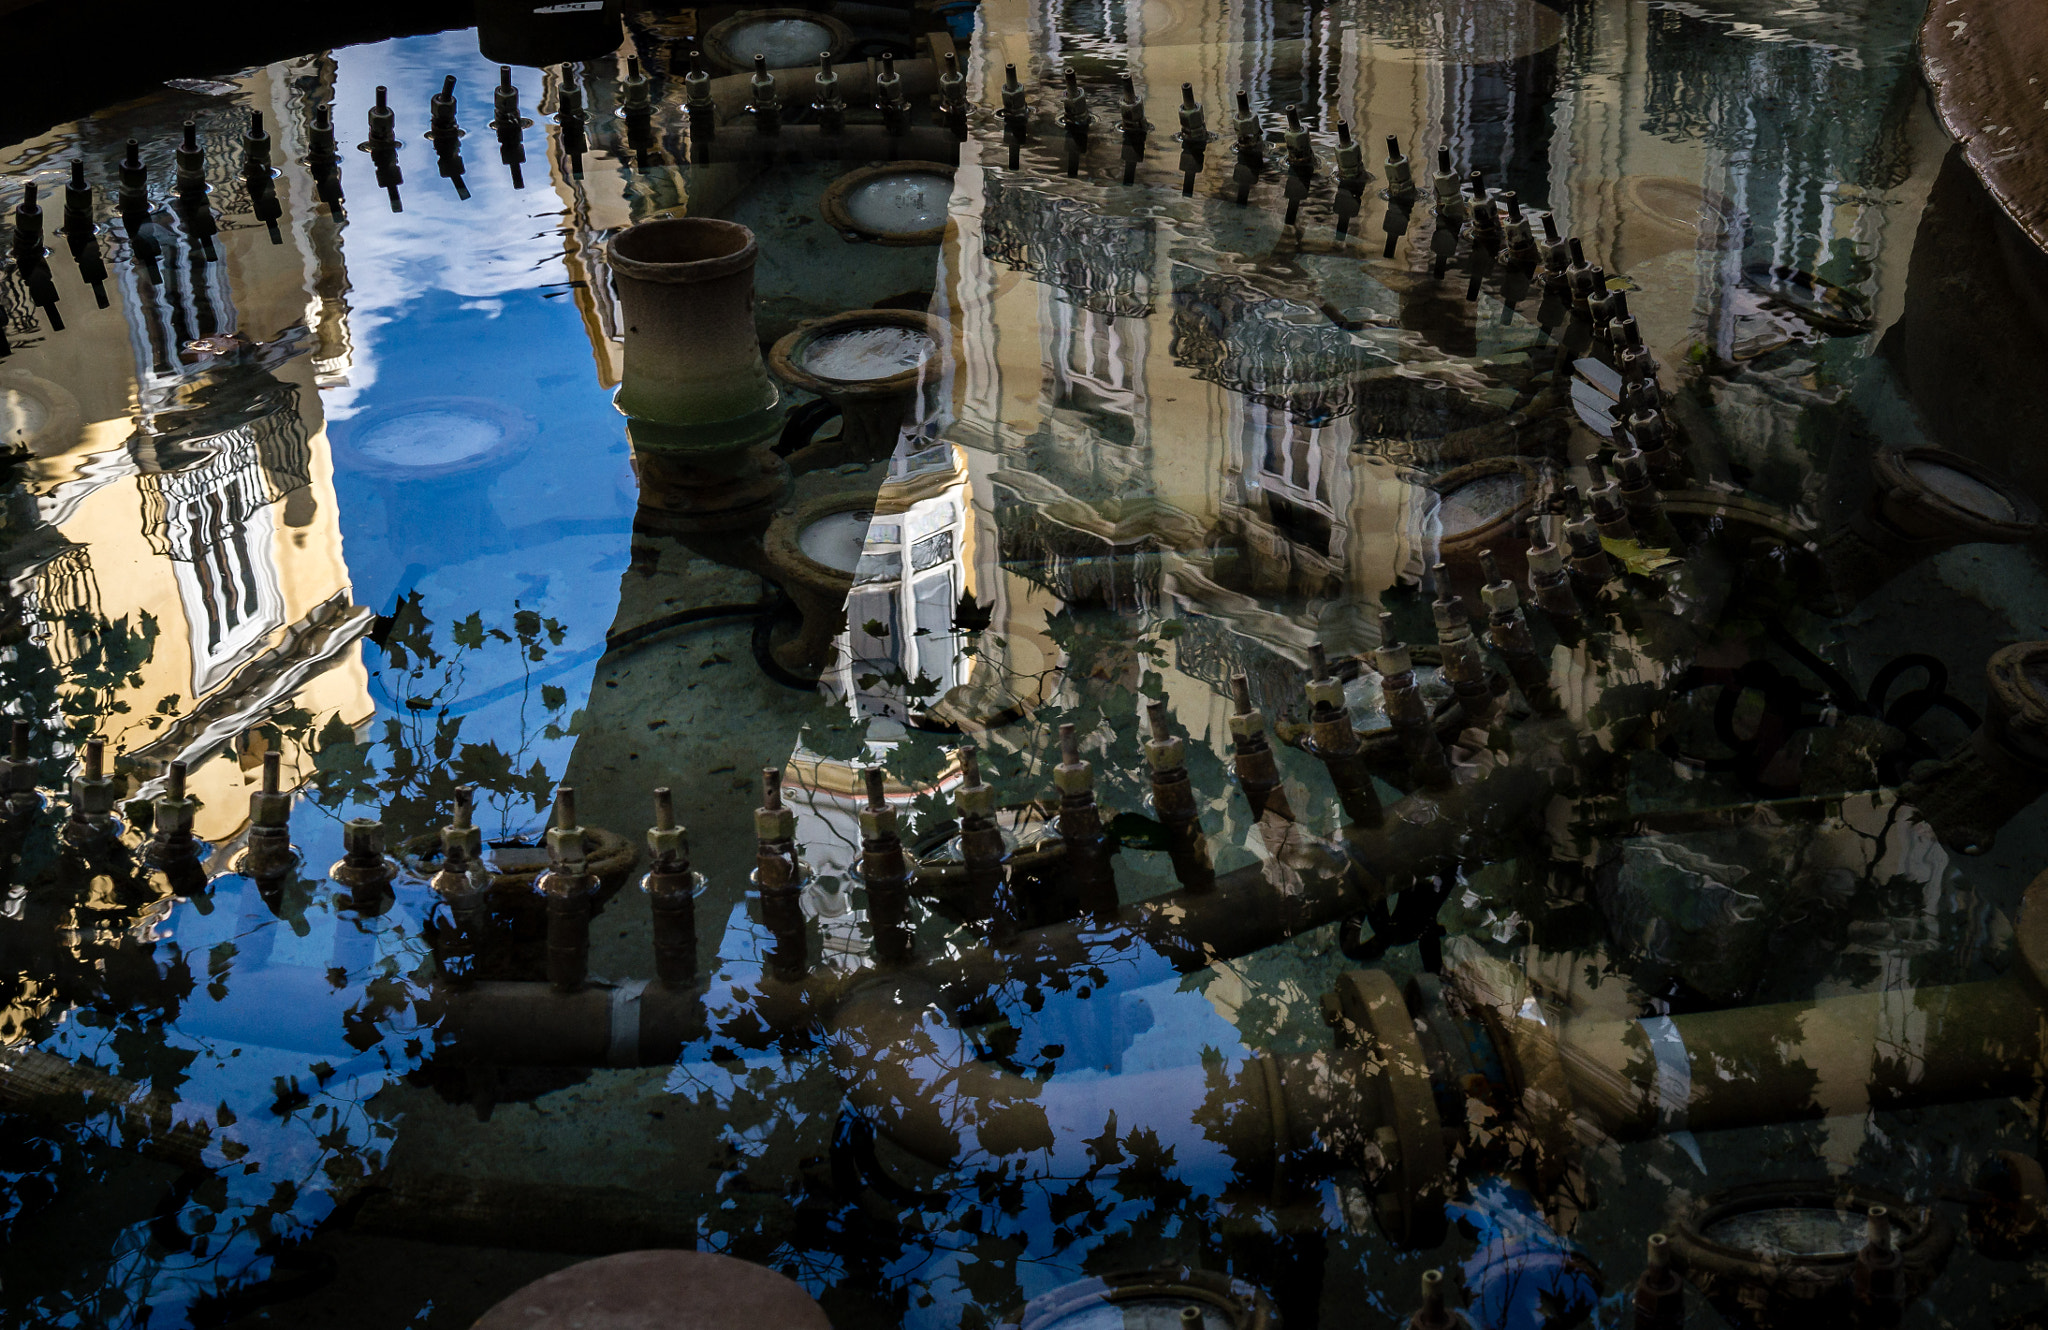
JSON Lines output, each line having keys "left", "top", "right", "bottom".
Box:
{"left": 267, "top": 603, "right": 578, "bottom": 844}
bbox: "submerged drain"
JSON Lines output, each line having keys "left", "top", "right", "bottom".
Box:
{"left": 822, "top": 162, "right": 956, "bottom": 246}
{"left": 335, "top": 398, "right": 533, "bottom": 476}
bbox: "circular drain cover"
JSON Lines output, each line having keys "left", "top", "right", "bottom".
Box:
{"left": 844, "top": 170, "right": 951, "bottom": 236}
{"left": 339, "top": 398, "right": 533, "bottom": 476}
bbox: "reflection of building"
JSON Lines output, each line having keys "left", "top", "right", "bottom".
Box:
{"left": 942, "top": 0, "right": 1933, "bottom": 756}
{"left": 831, "top": 444, "right": 987, "bottom": 727}
{"left": 14, "top": 542, "right": 102, "bottom": 673}
{"left": 1, "top": 64, "right": 373, "bottom": 842}
{"left": 136, "top": 386, "right": 316, "bottom": 694}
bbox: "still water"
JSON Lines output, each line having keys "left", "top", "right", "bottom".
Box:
{"left": 2, "top": 0, "right": 2045, "bottom": 1324}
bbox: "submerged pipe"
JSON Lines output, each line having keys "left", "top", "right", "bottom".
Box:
{"left": 404, "top": 716, "right": 1579, "bottom": 1069}
{"left": 825, "top": 973, "right": 1380, "bottom": 1187}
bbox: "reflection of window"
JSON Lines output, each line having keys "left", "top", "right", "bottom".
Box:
{"left": 134, "top": 396, "right": 308, "bottom": 698}
{"left": 1241, "top": 400, "right": 1331, "bottom": 505}
{"left": 17, "top": 544, "right": 102, "bottom": 672}
{"left": 837, "top": 489, "right": 971, "bottom": 723}
{"left": 911, "top": 530, "right": 954, "bottom": 572}
{"left": 914, "top": 570, "right": 956, "bottom": 685}
{"left": 1048, "top": 296, "right": 1147, "bottom": 432}
{"left": 1267, "top": 493, "right": 1333, "bottom": 557}
{"left": 173, "top": 494, "right": 284, "bottom": 695}
{"left": 137, "top": 393, "right": 314, "bottom": 557}
{"left": 847, "top": 588, "right": 896, "bottom": 665}
{"left": 853, "top": 548, "right": 902, "bottom": 586}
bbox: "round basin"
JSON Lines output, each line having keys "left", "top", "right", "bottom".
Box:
{"left": 702, "top": 9, "right": 853, "bottom": 71}
{"left": 821, "top": 162, "right": 956, "bottom": 247}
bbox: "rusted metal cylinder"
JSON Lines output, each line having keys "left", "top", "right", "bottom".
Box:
{"left": 1525, "top": 517, "right": 1582, "bottom": 623}
{"left": 1228, "top": 673, "right": 1296, "bottom": 822}
{"left": 643, "top": 788, "right": 698, "bottom": 988}
{"left": 1479, "top": 553, "right": 1561, "bottom": 715}
{"left": 431, "top": 786, "right": 492, "bottom": 987}
{"left": 1375, "top": 617, "right": 1454, "bottom": 791}
{"left": 1, "top": 721, "right": 39, "bottom": 821}
{"left": 1586, "top": 460, "right": 1636, "bottom": 545}
{"left": 1405, "top": 1269, "right": 1472, "bottom": 1330}
{"left": 63, "top": 737, "right": 120, "bottom": 849}
{"left": 1613, "top": 448, "right": 1679, "bottom": 550}
{"left": 241, "top": 751, "right": 297, "bottom": 880}
{"left": 1632, "top": 1234, "right": 1684, "bottom": 1330}
{"left": 753, "top": 769, "right": 806, "bottom": 951}
{"left": 1430, "top": 567, "right": 1496, "bottom": 726}
{"left": 1302, "top": 645, "right": 1387, "bottom": 827}
{"left": 953, "top": 746, "right": 1014, "bottom": 937}
{"left": 859, "top": 767, "right": 916, "bottom": 966}
{"left": 1144, "top": 701, "right": 1214, "bottom": 892}
{"left": 143, "top": 760, "right": 200, "bottom": 867}
{"left": 1053, "top": 725, "right": 1120, "bottom": 917}
{"left": 536, "top": 788, "right": 597, "bottom": 993}
{"left": 331, "top": 816, "right": 398, "bottom": 915}
{"left": 1560, "top": 485, "right": 1616, "bottom": 586}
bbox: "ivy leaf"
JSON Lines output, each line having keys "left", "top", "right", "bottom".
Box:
{"left": 1600, "top": 535, "right": 1682, "bottom": 575}
{"left": 453, "top": 741, "right": 516, "bottom": 790}
{"left": 451, "top": 612, "right": 485, "bottom": 651}
{"left": 541, "top": 684, "right": 567, "bottom": 712}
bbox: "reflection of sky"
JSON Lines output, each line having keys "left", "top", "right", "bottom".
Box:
{"left": 36, "top": 876, "right": 442, "bottom": 1326}
{"left": 313, "top": 34, "right": 635, "bottom": 842}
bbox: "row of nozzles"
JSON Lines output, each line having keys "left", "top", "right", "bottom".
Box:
{"left": 0, "top": 67, "right": 541, "bottom": 357}
{"left": 0, "top": 506, "right": 1676, "bottom": 977}
{"left": 713, "top": 50, "right": 968, "bottom": 140}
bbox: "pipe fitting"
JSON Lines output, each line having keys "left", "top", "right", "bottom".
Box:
{"left": 859, "top": 768, "right": 915, "bottom": 965}
{"left": 1228, "top": 673, "right": 1295, "bottom": 823}
{"left": 144, "top": 760, "right": 199, "bottom": 866}
{"left": 1900, "top": 640, "right": 2048, "bottom": 852}
{"left": 332, "top": 817, "right": 398, "bottom": 899}
{"left": 1144, "top": 702, "right": 1213, "bottom": 893}
{"left": 1053, "top": 725, "right": 1118, "bottom": 917}
{"left": 643, "top": 788, "right": 699, "bottom": 988}
{"left": 241, "top": 752, "right": 297, "bottom": 880}
{"left": 1303, "top": 644, "right": 1386, "bottom": 828}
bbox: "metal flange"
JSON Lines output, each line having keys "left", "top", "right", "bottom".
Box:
{"left": 1330, "top": 968, "right": 1448, "bottom": 1247}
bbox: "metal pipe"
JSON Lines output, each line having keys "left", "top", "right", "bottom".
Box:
{"left": 1228, "top": 672, "right": 1295, "bottom": 822}
{"left": 953, "top": 746, "right": 1014, "bottom": 936}
{"left": 538, "top": 788, "right": 595, "bottom": 992}
{"left": 432, "top": 786, "right": 491, "bottom": 987}
{"left": 1303, "top": 643, "right": 1386, "bottom": 827}
{"left": 859, "top": 767, "right": 915, "bottom": 965}
{"left": 1144, "top": 701, "right": 1214, "bottom": 892}
{"left": 825, "top": 973, "right": 1382, "bottom": 1188}
{"left": 1375, "top": 615, "right": 1454, "bottom": 791}
{"left": 1053, "top": 723, "right": 1119, "bottom": 916}
{"left": 1552, "top": 974, "right": 2047, "bottom": 1138}
{"left": 643, "top": 787, "right": 697, "bottom": 987}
